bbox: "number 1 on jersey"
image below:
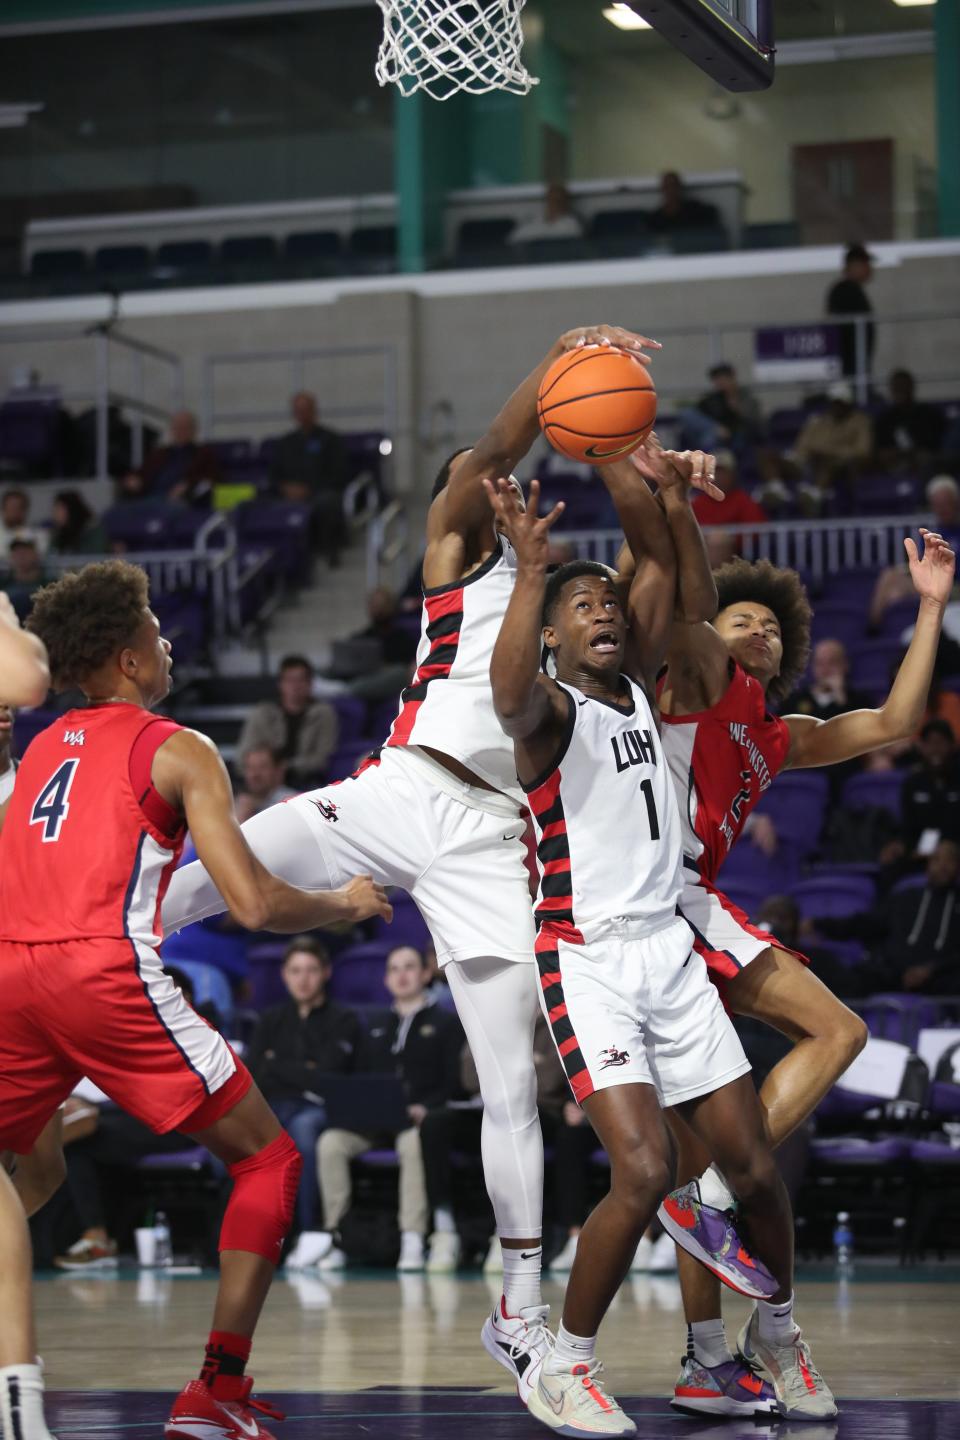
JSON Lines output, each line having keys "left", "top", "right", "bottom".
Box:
{"left": 640, "top": 777, "right": 660, "bottom": 841}
{"left": 30, "top": 759, "right": 80, "bottom": 842}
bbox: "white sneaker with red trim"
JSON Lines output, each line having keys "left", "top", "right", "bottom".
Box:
{"left": 480, "top": 1298, "right": 554, "bottom": 1407}
{"left": 165, "top": 1378, "right": 284, "bottom": 1439}
{"left": 736, "top": 1310, "right": 837, "bottom": 1419}
{"left": 527, "top": 1360, "right": 636, "bottom": 1437}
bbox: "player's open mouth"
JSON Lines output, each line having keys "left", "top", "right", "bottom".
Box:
{"left": 589, "top": 630, "right": 619, "bottom": 653}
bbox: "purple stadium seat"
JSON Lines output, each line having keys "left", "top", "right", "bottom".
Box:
{"left": 164, "top": 957, "right": 234, "bottom": 1029}
{"left": 101, "top": 501, "right": 204, "bottom": 551}
{"left": 817, "top": 570, "right": 875, "bottom": 611}
{"left": 234, "top": 500, "right": 312, "bottom": 583}
{"left": 767, "top": 408, "right": 805, "bottom": 448}
{"left": 138, "top": 1147, "right": 211, "bottom": 1171}
{"left": 858, "top": 994, "right": 944, "bottom": 1048}
{"left": 326, "top": 739, "right": 378, "bottom": 781}
{"left": 848, "top": 639, "right": 903, "bottom": 697}
{"left": 810, "top": 1135, "right": 909, "bottom": 1166}
{"left": 753, "top": 771, "right": 829, "bottom": 855}
{"left": 852, "top": 472, "right": 919, "bottom": 516}
{"left": 372, "top": 891, "right": 431, "bottom": 951}
{"left": 246, "top": 940, "right": 288, "bottom": 1008}
{"left": 908, "top": 1136, "right": 960, "bottom": 1166}
{"left": 210, "top": 438, "right": 252, "bottom": 466}
{"left": 788, "top": 873, "right": 876, "bottom": 919}
{"left": 879, "top": 598, "right": 921, "bottom": 641}
{"left": 328, "top": 942, "right": 392, "bottom": 1006}
{"left": 929, "top": 1082, "right": 960, "bottom": 1118}
{"left": 329, "top": 695, "right": 367, "bottom": 739}
{"left": 716, "top": 878, "right": 769, "bottom": 922}
{"left": 809, "top": 602, "right": 868, "bottom": 650}
{"left": 716, "top": 838, "right": 799, "bottom": 896}
{"left": 0, "top": 400, "right": 63, "bottom": 475}
{"left": 840, "top": 769, "right": 904, "bottom": 820}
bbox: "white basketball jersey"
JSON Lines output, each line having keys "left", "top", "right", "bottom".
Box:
{"left": 385, "top": 537, "right": 523, "bottom": 802}
{"left": 525, "top": 676, "right": 684, "bottom": 934}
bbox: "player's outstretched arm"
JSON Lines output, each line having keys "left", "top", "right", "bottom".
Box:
{"left": 438, "top": 325, "right": 661, "bottom": 542}
{"left": 785, "top": 530, "right": 956, "bottom": 769}
{"left": 486, "top": 477, "right": 567, "bottom": 752}
{"left": 1, "top": 593, "right": 50, "bottom": 708}
{"left": 152, "top": 730, "right": 392, "bottom": 932}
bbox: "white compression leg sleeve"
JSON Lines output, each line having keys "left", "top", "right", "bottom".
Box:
{"left": 161, "top": 803, "right": 332, "bottom": 933}
{"left": 444, "top": 956, "right": 543, "bottom": 1240}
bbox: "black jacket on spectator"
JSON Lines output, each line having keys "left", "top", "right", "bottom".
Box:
{"left": 270, "top": 425, "right": 347, "bottom": 498}
{"left": 819, "top": 885, "right": 960, "bottom": 993}
{"left": 826, "top": 277, "right": 875, "bottom": 377}
{"left": 247, "top": 998, "right": 360, "bottom": 1104}
{"left": 901, "top": 761, "right": 960, "bottom": 852}
{"left": 357, "top": 1002, "right": 464, "bottom": 1109}
{"left": 875, "top": 401, "right": 945, "bottom": 455}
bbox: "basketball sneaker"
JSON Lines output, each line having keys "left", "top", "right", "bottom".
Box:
{"left": 656, "top": 1181, "right": 778, "bottom": 1300}
{"left": 671, "top": 1355, "right": 777, "bottom": 1416}
{"left": 53, "top": 1237, "right": 118, "bottom": 1270}
{"left": 425, "top": 1230, "right": 461, "bottom": 1273}
{"left": 737, "top": 1310, "right": 838, "bottom": 1419}
{"left": 527, "top": 1360, "right": 636, "bottom": 1437}
{"left": 165, "top": 1379, "right": 284, "bottom": 1440}
{"left": 483, "top": 1235, "right": 504, "bottom": 1274}
{"left": 549, "top": 1234, "right": 579, "bottom": 1273}
{"left": 481, "top": 1298, "right": 555, "bottom": 1407}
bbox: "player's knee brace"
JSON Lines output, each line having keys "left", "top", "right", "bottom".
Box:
{"left": 218, "top": 1131, "right": 301, "bottom": 1262}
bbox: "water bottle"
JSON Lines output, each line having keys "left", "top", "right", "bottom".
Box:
{"left": 153, "top": 1210, "right": 173, "bottom": 1268}
{"left": 832, "top": 1211, "right": 854, "bottom": 1270}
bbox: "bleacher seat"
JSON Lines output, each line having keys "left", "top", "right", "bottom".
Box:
{"left": 455, "top": 217, "right": 515, "bottom": 265}
{"left": 30, "top": 248, "right": 88, "bottom": 280}
{"left": 0, "top": 400, "right": 65, "bottom": 476}
{"left": 372, "top": 891, "right": 431, "bottom": 952}
{"left": 164, "top": 958, "right": 235, "bottom": 1030}
{"left": 220, "top": 235, "right": 278, "bottom": 265}
{"left": 246, "top": 940, "right": 288, "bottom": 1009}
{"left": 155, "top": 239, "right": 215, "bottom": 272}
{"left": 349, "top": 225, "right": 397, "bottom": 274}
{"left": 743, "top": 221, "right": 801, "bottom": 249}
{"left": 589, "top": 208, "right": 651, "bottom": 258}
{"left": 878, "top": 598, "right": 920, "bottom": 640}
{"left": 715, "top": 878, "right": 769, "bottom": 921}
{"left": 848, "top": 638, "right": 904, "bottom": 696}
{"left": 283, "top": 230, "right": 344, "bottom": 268}
{"left": 328, "top": 942, "right": 392, "bottom": 1007}
{"left": 101, "top": 500, "right": 205, "bottom": 551}
{"left": 753, "top": 771, "right": 829, "bottom": 855}
{"left": 809, "top": 602, "right": 868, "bottom": 650}
{"left": 789, "top": 872, "right": 876, "bottom": 920}
{"left": 767, "top": 408, "right": 806, "bottom": 448}
{"left": 326, "top": 738, "right": 377, "bottom": 781}
{"left": 234, "top": 499, "right": 312, "bottom": 584}
{"left": 717, "top": 838, "right": 798, "bottom": 896}
{"left": 840, "top": 769, "right": 904, "bottom": 820}
{"left": 93, "top": 244, "right": 151, "bottom": 276}
{"left": 858, "top": 994, "right": 944, "bottom": 1049}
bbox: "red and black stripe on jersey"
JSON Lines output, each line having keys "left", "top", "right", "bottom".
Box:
{"left": 528, "top": 769, "right": 576, "bottom": 929}
{"left": 536, "top": 929, "right": 593, "bottom": 1104}
{"left": 389, "top": 586, "right": 463, "bottom": 746}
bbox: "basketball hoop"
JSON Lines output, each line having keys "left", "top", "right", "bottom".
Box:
{"left": 375, "top": 0, "right": 538, "bottom": 102}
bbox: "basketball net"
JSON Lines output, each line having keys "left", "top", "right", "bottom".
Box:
{"left": 375, "top": 0, "right": 538, "bottom": 101}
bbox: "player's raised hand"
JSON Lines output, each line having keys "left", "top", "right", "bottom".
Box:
{"left": 338, "top": 875, "right": 393, "bottom": 925}
{"left": 558, "top": 324, "right": 661, "bottom": 364}
{"left": 905, "top": 529, "right": 956, "bottom": 606}
{"left": 483, "top": 477, "right": 564, "bottom": 571}
{"left": 632, "top": 435, "right": 724, "bottom": 501}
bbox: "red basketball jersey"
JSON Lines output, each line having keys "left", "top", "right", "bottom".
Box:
{"left": 660, "top": 662, "right": 790, "bottom": 886}
{"left": 0, "top": 703, "right": 185, "bottom": 947}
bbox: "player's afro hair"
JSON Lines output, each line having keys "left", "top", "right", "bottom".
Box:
{"left": 27, "top": 560, "right": 151, "bottom": 691}
{"left": 714, "top": 557, "right": 812, "bottom": 706}
{"left": 543, "top": 560, "right": 618, "bottom": 627}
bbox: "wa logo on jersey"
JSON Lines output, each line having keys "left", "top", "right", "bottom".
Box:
{"left": 311, "top": 798, "right": 339, "bottom": 823}
{"left": 598, "top": 1046, "right": 630, "bottom": 1070}
{"left": 63, "top": 729, "right": 85, "bottom": 746}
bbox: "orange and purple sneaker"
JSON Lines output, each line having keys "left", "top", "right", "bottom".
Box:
{"left": 656, "top": 1180, "right": 778, "bottom": 1300}
{"left": 671, "top": 1355, "right": 778, "bottom": 1416}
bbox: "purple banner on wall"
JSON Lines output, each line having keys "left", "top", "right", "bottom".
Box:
{"left": 754, "top": 325, "right": 842, "bottom": 383}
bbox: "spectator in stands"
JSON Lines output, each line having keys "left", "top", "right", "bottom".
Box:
{"left": 5, "top": 538, "right": 48, "bottom": 623}
{"left": 926, "top": 475, "right": 960, "bottom": 552}
{"left": 793, "top": 380, "right": 872, "bottom": 506}
{"left": 247, "top": 936, "right": 359, "bottom": 1268}
{"left": 816, "top": 841, "right": 960, "bottom": 995}
{"left": 269, "top": 391, "right": 348, "bottom": 567}
{"left": 784, "top": 639, "right": 872, "bottom": 723}
{"left": 690, "top": 449, "right": 767, "bottom": 538}
{"left": 648, "top": 171, "right": 720, "bottom": 238}
{"left": 0, "top": 488, "right": 47, "bottom": 557}
{"left": 870, "top": 482, "right": 960, "bottom": 638}
{"left": 756, "top": 895, "right": 859, "bottom": 999}
{"left": 316, "top": 945, "right": 464, "bottom": 1273}
{"left": 344, "top": 585, "right": 419, "bottom": 708}
{"left": 420, "top": 1010, "right": 567, "bottom": 1274}
{"left": 238, "top": 654, "right": 338, "bottom": 787}
{"left": 46, "top": 489, "right": 106, "bottom": 556}
{"left": 508, "top": 183, "right": 585, "bottom": 246}
{"left": 826, "top": 243, "right": 875, "bottom": 378}
{"left": 898, "top": 719, "right": 960, "bottom": 856}
{"left": 696, "top": 362, "right": 765, "bottom": 448}
{"left": 875, "top": 369, "right": 946, "bottom": 471}
{"left": 235, "top": 745, "right": 297, "bottom": 822}
{"left": 140, "top": 409, "right": 222, "bottom": 506}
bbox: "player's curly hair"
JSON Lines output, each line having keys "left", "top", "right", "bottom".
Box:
{"left": 714, "top": 557, "right": 812, "bottom": 705}
{"left": 27, "top": 560, "right": 151, "bottom": 691}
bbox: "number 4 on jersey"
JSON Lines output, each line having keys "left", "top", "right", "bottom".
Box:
{"left": 30, "top": 759, "right": 80, "bottom": 842}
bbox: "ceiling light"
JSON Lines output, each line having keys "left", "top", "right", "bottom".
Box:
{"left": 891, "top": 0, "right": 936, "bottom": 7}
{"left": 603, "top": 4, "right": 652, "bottom": 31}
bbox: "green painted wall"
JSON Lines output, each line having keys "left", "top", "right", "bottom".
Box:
{"left": 935, "top": 0, "right": 960, "bottom": 237}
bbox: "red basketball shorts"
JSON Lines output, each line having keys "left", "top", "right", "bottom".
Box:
{"left": 0, "top": 937, "right": 250, "bottom": 1154}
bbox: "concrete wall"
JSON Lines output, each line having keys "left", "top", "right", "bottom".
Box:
{"left": 2, "top": 241, "right": 959, "bottom": 506}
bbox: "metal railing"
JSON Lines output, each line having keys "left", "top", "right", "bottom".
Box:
{"left": 563, "top": 513, "right": 929, "bottom": 587}
{"left": 367, "top": 498, "right": 409, "bottom": 591}
{"left": 0, "top": 324, "right": 183, "bottom": 480}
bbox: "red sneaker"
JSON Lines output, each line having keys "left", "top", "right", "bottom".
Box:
{"left": 165, "top": 1378, "right": 285, "bottom": 1439}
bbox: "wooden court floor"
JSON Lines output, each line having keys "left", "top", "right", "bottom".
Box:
{"left": 35, "top": 1267, "right": 960, "bottom": 1437}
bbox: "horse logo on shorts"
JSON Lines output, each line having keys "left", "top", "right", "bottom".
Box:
{"left": 598, "top": 1046, "right": 630, "bottom": 1070}
{"left": 311, "top": 798, "right": 339, "bottom": 823}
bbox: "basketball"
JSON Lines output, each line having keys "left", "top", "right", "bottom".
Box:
{"left": 537, "top": 346, "right": 657, "bottom": 465}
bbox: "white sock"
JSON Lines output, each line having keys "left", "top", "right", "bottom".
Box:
{"left": 501, "top": 1241, "right": 543, "bottom": 1314}
{"left": 687, "top": 1319, "right": 734, "bottom": 1368}
{"left": 757, "top": 1293, "right": 796, "bottom": 1346}
{"left": 698, "top": 1163, "right": 735, "bottom": 1212}
{"left": 433, "top": 1207, "right": 457, "bottom": 1234}
{"left": 547, "top": 1322, "right": 597, "bottom": 1374}
{"left": 0, "top": 1363, "right": 54, "bottom": 1440}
